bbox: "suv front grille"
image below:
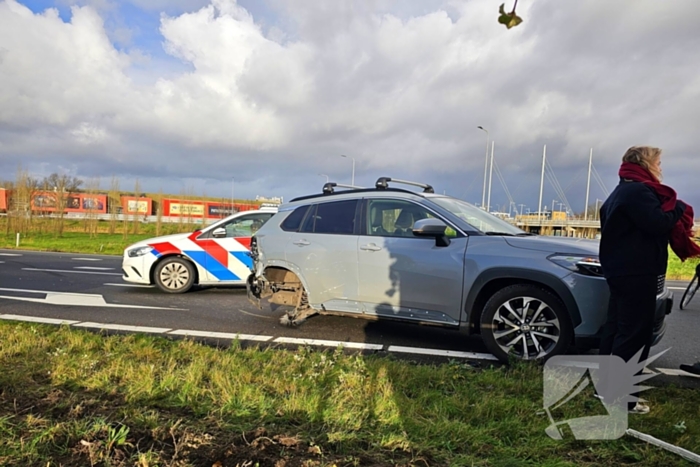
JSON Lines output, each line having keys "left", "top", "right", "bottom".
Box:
{"left": 656, "top": 274, "right": 665, "bottom": 296}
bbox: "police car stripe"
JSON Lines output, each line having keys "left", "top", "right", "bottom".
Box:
{"left": 196, "top": 239, "right": 230, "bottom": 268}
{"left": 226, "top": 253, "right": 253, "bottom": 280}
{"left": 182, "top": 250, "right": 208, "bottom": 271}
{"left": 150, "top": 241, "right": 182, "bottom": 256}
{"left": 235, "top": 237, "right": 252, "bottom": 249}
{"left": 145, "top": 236, "right": 253, "bottom": 284}
{"left": 183, "top": 250, "right": 240, "bottom": 281}
{"left": 230, "top": 251, "right": 253, "bottom": 269}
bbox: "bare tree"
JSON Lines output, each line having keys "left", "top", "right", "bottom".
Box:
{"left": 41, "top": 173, "right": 84, "bottom": 237}
{"left": 108, "top": 176, "right": 120, "bottom": 235}
{"left": 155, "top": 188, "right": 163, "bottom": 237}
{"left": 83, "top": 177, "right": 101, "bottom": 238}
{"left": 9, "top": 168, "right": 40, "bottom": 235}
{"left": 132, "top": 179, "right": 141, "bottom": 235}
{"left": 44, "top": 173, "right": 83, "bottom": 193}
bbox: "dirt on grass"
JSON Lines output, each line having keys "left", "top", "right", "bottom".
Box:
{"left": 0, "top": 385, "right": 423, "bottom": 467}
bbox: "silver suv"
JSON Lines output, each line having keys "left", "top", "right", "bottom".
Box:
{"left": 247, "top": 177, "right": 672, "bottom": 362}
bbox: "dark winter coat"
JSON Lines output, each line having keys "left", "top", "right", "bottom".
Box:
{"left": 599, "top": 179, "right": 685, "bottom": 278}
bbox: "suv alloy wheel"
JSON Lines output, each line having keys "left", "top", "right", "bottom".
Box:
{"left": 480, "top": 284, "right": 573, "bottom": 362}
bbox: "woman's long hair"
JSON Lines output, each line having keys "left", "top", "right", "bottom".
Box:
{"left": 622, "top": 146, "right": 662, "bottom": 182}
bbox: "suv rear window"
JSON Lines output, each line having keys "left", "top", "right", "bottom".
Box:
{"left": 280, "top": 205, "right": 310, "bottom": 232}
{"left": 301, "top": 200, "right": 358, "bottom": 234}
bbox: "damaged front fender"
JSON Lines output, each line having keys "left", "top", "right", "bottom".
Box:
{"left": 246, "top": 273, "right": 264, "bottom": 309}
{"left": 246, "top": 267, "right": 318, "bottom": 326}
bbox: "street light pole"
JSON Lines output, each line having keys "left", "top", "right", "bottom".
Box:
{"left": 486, "top": 141, "right": 495, "bottom": 212}
{"left": 552, "top": 199, "right": 558, "bottom": 213}
{"left": 340, "top": 155, "right": 355, "bottom": 186}
{"left": 319, "top": 173, "right": 329, "bottom": 183}
{"left": 478, "top": 126, "right": 489, "bottom": 210}
{"left": 231, "top": 177, "right": 235, "bottom": 212}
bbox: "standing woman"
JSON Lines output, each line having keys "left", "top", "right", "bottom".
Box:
{"left": 598, "top": 146, "right": 700, "bottom": 413}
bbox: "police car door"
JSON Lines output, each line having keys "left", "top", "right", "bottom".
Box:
{"left": 200, "top": 213, "right": 273, "bottom": 284}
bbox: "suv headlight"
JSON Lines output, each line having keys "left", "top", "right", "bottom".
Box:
{"left": 548, "top": 254, "right": 603, "bottom": 277}
{"left": 127, "top": 246, "right": 152, "bottom": 258}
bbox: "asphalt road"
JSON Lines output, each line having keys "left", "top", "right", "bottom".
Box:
{"left": 1, "top": 249, "right": 698, "bottom": 386}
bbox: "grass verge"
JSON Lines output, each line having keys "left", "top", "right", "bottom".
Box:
{"left": 0, "top": 219, "right": 198, "bottom": 255}
{"left": 1, "top": 322, "right": 698, "bottom": 466}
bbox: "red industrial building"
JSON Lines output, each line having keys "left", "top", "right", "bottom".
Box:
{"left": 31, "top": 192, "right": 108, "bottom": 214}
{"left": 161, "top": 198, "right": 258, "bottom": 218}
{"left": 0, "top": 188, "right": 8, "bottom": 212}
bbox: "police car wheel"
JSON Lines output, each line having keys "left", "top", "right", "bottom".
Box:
{"left": 155, "top": 257, "right": 195, "bottom": 293}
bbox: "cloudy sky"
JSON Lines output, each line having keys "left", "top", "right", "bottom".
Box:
{"left": 1, "top": 0, "right": 699, "bottom": 214}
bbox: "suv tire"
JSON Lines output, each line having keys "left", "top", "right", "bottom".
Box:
{"left": 480, "top": 284, "right": 572, "bottom": 363}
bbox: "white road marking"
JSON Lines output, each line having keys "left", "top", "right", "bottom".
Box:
{"left": 72, "top": 258, "right": 103, "bottom": 261}
{"left": 668, "top": 287, "right": 687, "bottom": 291}
{"left": 274, "top": 337, "right": 384, "bottom": 350}
{"left": 387, "top": 345, "right": 500, "bottom": 361}
{"left": 104, "top": 283, "right": 154, "bottom": 288}
{"left": 23, "top": 268, "right": 122, "bottom": 276}
{"left": 0, "top": 287, "right": 187, "bottom": 310}
{"left": 0, "top": 314, "right": 79, "bottom": 325}
{"left": 74, "top": 266, "right": 115, "bottom": 270}
{"left": 72, "top": 322, "right": 172, "bottom": 333}
{"left": 168, "top": 329, "right": 273, "bottom": 342}
{"left": 656, "top": 367, "right": 700, "bottom": 378}
{"left": 0, "top": 253, "right": 21, "bottom": 256}
{"left": 0, "top": 313, "right": 695, "bottom": 375}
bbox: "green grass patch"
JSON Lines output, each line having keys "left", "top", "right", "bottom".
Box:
{"left": 0, "top": 231, "right": 153, "bottom": 256}
{"left": 0, "top": 322, "right": 698, "bottom": 466}
{"left": 666, "top": 251, "right": 700, "bottom": 281}
{"left": 0, "top": 218, "right": 200, "bottom": 255}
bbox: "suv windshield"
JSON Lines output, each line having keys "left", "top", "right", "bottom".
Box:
{"left": 430, "top": 197, "right": 525, "bottom": 235}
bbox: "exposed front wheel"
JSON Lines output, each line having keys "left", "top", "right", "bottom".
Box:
{"left": 480, "top": 284, "right": 573, "bottom": 363}
{"left": 154, "top": 257, "right": 195, "bottom": 293}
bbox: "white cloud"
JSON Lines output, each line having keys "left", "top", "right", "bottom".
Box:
{"left": 0, "top": 0, "right": 133, "bottom": 129}
{"left": 71, "top": 122, "right": 108, "bottom": 144}
{"left": 1, "top": 0, "right": 700, "bottom": 211}
{"left": 127, "top": 0, "right": 211, "bottom": 12}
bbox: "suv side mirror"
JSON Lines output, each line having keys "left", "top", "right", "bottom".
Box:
{"left": 412, "top": 218, "right": 451, "bottom": 247}
{"left": 212, "top": 227, "right": 227, "bottom": 238}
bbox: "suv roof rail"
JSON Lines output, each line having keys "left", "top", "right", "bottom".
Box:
{"left": 375, "top": 177, "right": 434, "bottom": 193}
{"left": 322, "top": 182, "right": 365, "bottom": 194}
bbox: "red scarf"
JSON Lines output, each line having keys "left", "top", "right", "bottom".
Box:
{"left": 618, "top": 161, "right": 700, "bottom": 261}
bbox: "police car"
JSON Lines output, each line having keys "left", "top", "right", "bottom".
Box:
{"left": 122, "top": 207, "right": 277, "bottom": 293}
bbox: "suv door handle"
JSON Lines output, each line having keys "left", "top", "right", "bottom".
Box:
{"left": 360, "top": 243, "right": 382, "bottom": 251}
{"left": 293, "top": 240, "right": 310, "bottom": 246}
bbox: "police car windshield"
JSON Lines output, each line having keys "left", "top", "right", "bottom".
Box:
{"left": 430, "top": 197, "right": 524, "bottom": 235}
